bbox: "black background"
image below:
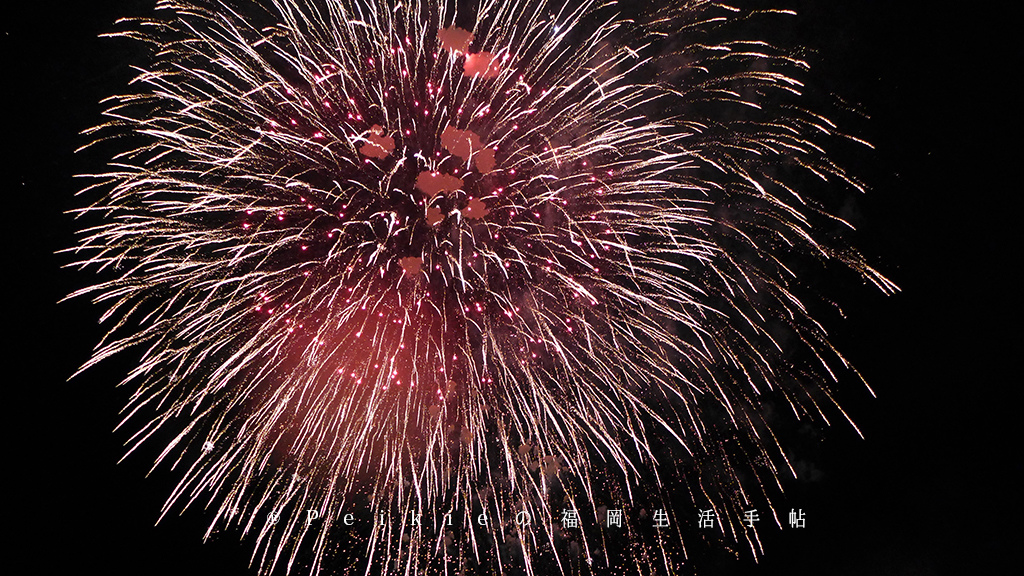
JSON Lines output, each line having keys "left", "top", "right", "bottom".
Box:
{"left": 7, "top": 1, "right": 1017, "bottom": 574}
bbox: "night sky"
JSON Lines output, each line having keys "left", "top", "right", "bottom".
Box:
{"left": 8, "top": 1, "right": 1016, "bottom": 574}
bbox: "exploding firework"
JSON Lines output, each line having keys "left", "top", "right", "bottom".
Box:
{"left": 69, "top": 0, "right": 895, "bottom": 574}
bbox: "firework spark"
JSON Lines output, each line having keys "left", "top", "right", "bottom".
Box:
{"left": 70, "top": 0, "right": 895, "bottom": 574}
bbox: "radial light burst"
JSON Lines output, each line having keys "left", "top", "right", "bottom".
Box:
{"left": 70, "top": 0, "right": 895, "bottom": 574}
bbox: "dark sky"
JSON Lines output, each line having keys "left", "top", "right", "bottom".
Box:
{"left": 7, "top": 1, "right": 1016, "bottom": 574}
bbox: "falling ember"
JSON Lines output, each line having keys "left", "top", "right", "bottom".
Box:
{"left": 474, "top": 147, "right": 496, "bottom": 174}
{"left": 462, "top": 197, "right": 489, "bottom": 220}
{"left": 425, "top": 206, "right": 445, "bottom": 226}
{"left": 440, "top": 126, "right": 482, "bottom": 161}
{"left": 358, "top": 124, "right": 395, "bottom": 159}
{"left": 463, "top": 52, "right": 502, "bottom": 78}
{"left": 415, "top": 171, "right": 463, "bottom": 197}
{"left": 438, "top": 25, "right": 473, "bottom": 53}
{"left": 399, "top": 256, "right": 423, "bottom": 276}
{"left": 70, "top": 1, "right": 895, "bottom": 576}
{"left": 441, "top": 126, "right": 497, "bottom": 174}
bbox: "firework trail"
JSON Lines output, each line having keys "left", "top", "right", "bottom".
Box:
{"left": 69, "top": 0, "right": 895, "bottom": 573}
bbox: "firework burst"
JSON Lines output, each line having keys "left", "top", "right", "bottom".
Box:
{"left": 70, "top": 0, "right": 895, "bottom": 574}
